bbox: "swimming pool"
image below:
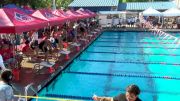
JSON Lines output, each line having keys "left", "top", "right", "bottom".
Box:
{"left": 34, "top": 31, "right": 180, "bottom": 101}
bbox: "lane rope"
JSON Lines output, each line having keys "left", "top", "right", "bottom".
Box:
{"left": 79, "top": 59, "right": 180, "bottom": 66}
{"left": 92, "top": 45, "right": 180, "bottom": 49}
{"left": 86, "top": 51, "right": 179, "bottom": 56}
{"left": 66, "top": 71, "right": 180, "bottom": 80}
{"left": 96, "top": 41, "right": 179, "bottom": 44}
{"left": 45, "top": 94, "right": 92, "bottom": 100}
{"left": 99, "top": 38, "right": 176, "bottom": 40}
{"left": 14, "top": 95, "right": 83, "bottom": 101}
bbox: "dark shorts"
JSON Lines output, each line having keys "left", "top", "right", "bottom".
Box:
{"left": 34, "top": 40, "right": 38, "bottom": 46}
{"left": 55, "top": 39, "right": 59, "bottom": 43}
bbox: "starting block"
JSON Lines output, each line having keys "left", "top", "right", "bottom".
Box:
{"left": 71, "top": 43, "right": 81, "bottom": 51}
{"left": 80, "top": 38, "right": 88, "bottom": 41}
{"left": 40, "top": 61, "right": 55, "bottom": 68}
{"left": 95, "top": 29, "right": 101, "bottom": 32}
{"left": 87, "top": 34, "right": 93, "bottom": 37}
{"left": 91, "top": 31, "right": 97, "bottom": 34}
{"left": 59, "top": 49, "right": 71, "bottom": 55}
{"left": 33, "top": 61, "right": 55, "bottom": 74}
{"left": 59, "top": 49, "right": 71, "bottom": 60}
{"left": 71, "top": 42, "right": 81, "bottom": 47}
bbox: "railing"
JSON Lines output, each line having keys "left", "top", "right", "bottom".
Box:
{"left": 14, "top": 83, "right": 85, "bottom": 101}
{"left": 14, "top": 83, "right": 38, "bottom": 101}
{"left": 15, "top": 95, "right": 83, "bottom": 101}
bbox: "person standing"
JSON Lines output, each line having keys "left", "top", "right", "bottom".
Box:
{"left": 0, "top": 54, "right": 6, "bottom": 70}
{"left": 0, "top": 69, "right": 14, "bottom": 101}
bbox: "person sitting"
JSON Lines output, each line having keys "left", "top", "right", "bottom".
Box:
{"left": 93, "top": 84, "right": 141, "bottom": 101}
{"left": 1, "top": 44, "right": 16, "bottom": 68}
{"left": 22, "top": 40, "right": 32, "bottom": 53}
{"left": 21, "top": 40, "right": 35, "bottom": 60}
{"left": 0, "top": 69, "right": 14, "bottom": 101}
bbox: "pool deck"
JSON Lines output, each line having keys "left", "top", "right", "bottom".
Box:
{"left": 12, "top": 27, "right": 180, "bottom": 99}
{"left": 12, "top": 30, "right": 101, "bottom": 99}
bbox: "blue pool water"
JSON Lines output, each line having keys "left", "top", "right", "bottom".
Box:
{"left": 34, "top": 31, "right": 180, "bottom": 101}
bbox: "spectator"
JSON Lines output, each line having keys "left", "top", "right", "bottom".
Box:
{"left": 0, "top": 69, "right": 14, "bottom": 101}
{"left": 0, "top": 54, "right": 6, "bottom": 70}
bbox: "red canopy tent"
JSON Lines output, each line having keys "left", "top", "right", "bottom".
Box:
{"left": 59, "top": 9, "right": 65, "bottom": 14}
{"left": 23, "top": 6, "right": 34, "bottom": 11}
{"left": 58, "top": 9, "right": 76, "bottom": 21}
{"left": 0, "top": 8, "right": 48, "bottom": 33}
{"left": 66, "top": 10, "right": 84, "bottom": 20}
{"left": 76, "top": 9, "right": 92, "bottom": 18}
{"left": 50, "top": 9, "right": 66, "bottom": 18}
{"left": 31, "top": 9, "right": 66, "bottom": 26}
{"left": 85, "top": 9, "right": 96, "bottom": 17}
{"left": 31, "top": 10, "right": 49, "bottom": 21}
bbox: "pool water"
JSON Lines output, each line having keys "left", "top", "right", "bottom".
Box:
{"left": 34, "top": 31, "right": 180, "bottom": 101}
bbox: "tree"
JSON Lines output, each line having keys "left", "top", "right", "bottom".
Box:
{"left": 0, "top": 0, "right": 73, "bottom": 9}
{"left": 56, "top": 0, "right": 73, "bottom": 9}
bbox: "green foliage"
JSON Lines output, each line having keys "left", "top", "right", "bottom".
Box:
{"left": 56, "top": 0, "right": 73, "bottom": 9}
{"left": 0, "top": 0, "right": 73, "bottom": 9}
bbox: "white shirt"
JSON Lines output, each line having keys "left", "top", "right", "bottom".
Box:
{"left": 32, "top": 32, "right": 38, "bottom": 41}
{"left": 0, "top": 82, "right": 14, "bottom": 101}
{"left": 49, "top": 37, "right": 55, "bottom": 43}
{"left": 0, "top": 55, "right": 6, "bottom": 70}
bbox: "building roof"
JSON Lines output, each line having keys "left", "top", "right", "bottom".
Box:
{"left": 98, "top": 11, "right": 138, "bottom": 14}
{"left": 69, "top": 0, "right": 119, "bottom": 7}
{"left": 118, "top": 1, "right": 176, "bottom": 11}
{"left": 99, "top": 11, "right": 125, "bottom": 14}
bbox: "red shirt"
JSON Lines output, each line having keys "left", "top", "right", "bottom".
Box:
{"left": 1, "top": 49, "right": 13, "bottom": 61}
{"left": 84, "top": 32, "right": 87, "bottom": 35}
{"left": 63, "top": 42, "right": 68, "bottom": 48}
{"left": 22, "top": 44, "right": 30, "bottom": 53}
{"left": 54, "top": 31, "right": 61, "bottom": 38}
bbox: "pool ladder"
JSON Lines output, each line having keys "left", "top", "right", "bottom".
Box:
{"left": 18, "top": 83, "right": 38, "bottom": 101}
